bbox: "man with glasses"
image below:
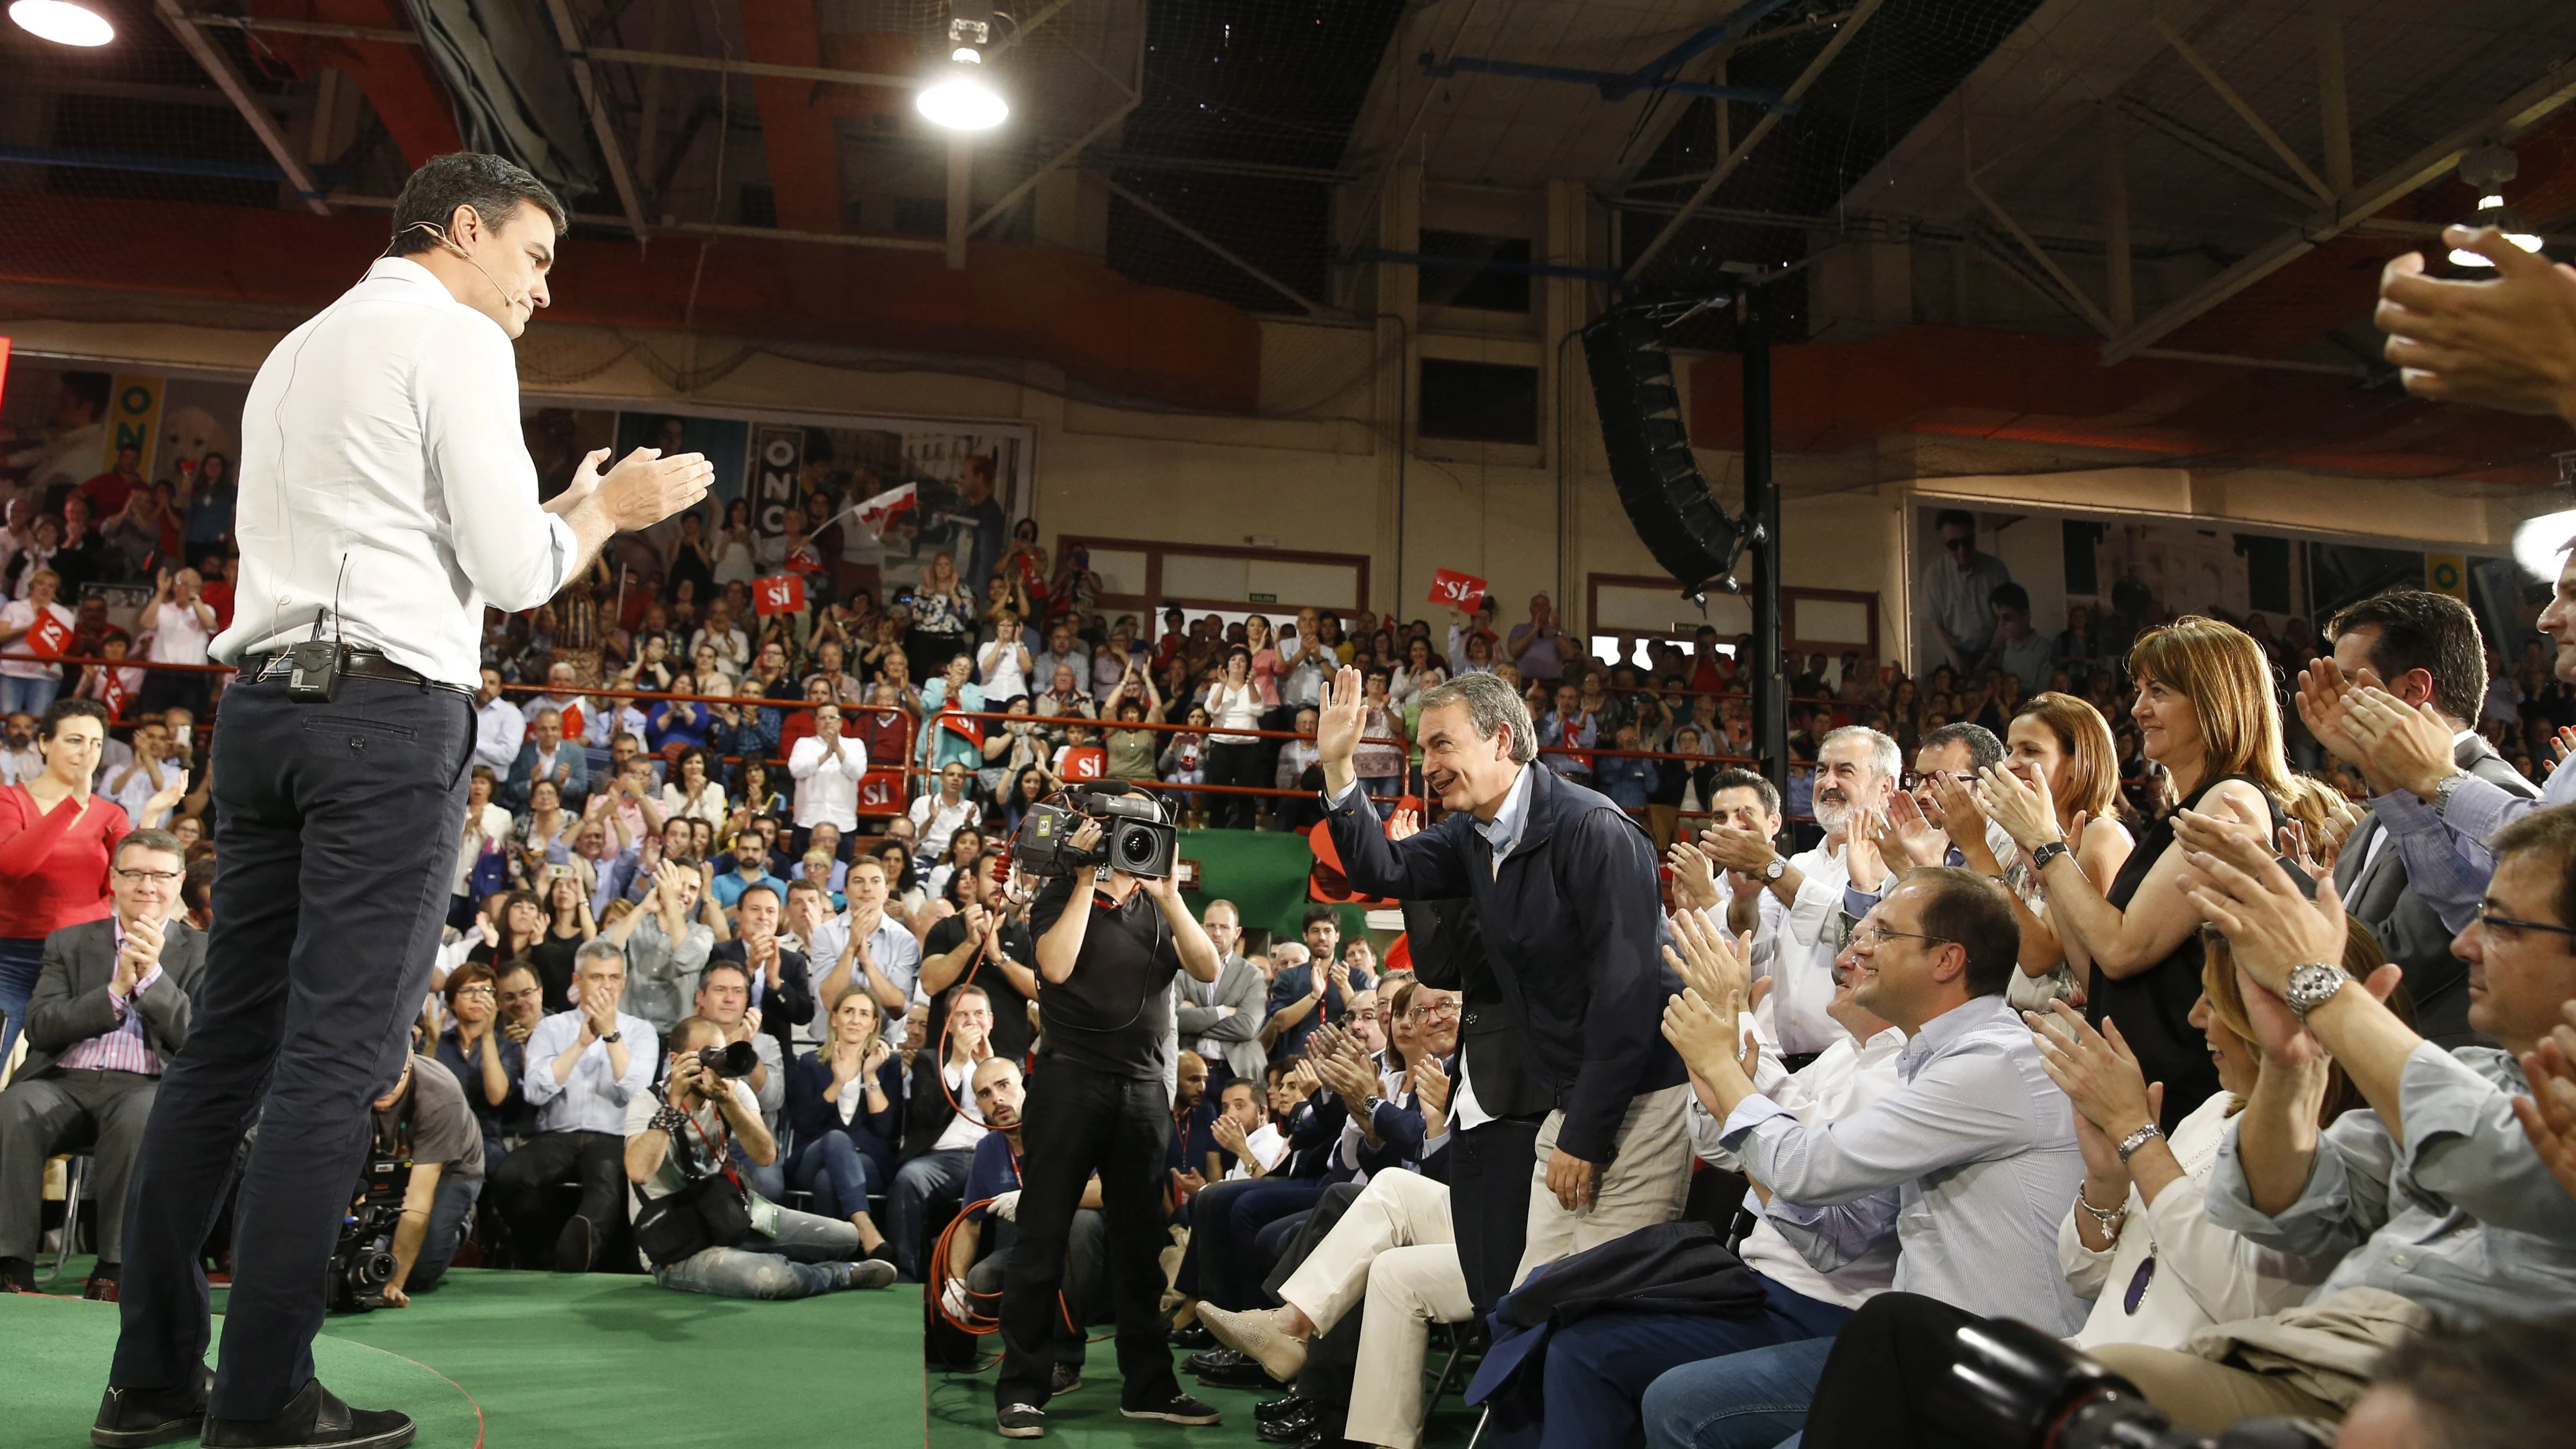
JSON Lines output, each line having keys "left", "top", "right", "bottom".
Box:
{"left": 0, "top": 829, "right": 202, "bottom": 1299}
{"left": 1544, "top": 869, "right": 2082, "bottom": 1449}
{"left": 1915, "top": 509, "right": 2013, "bottom": 674}
{"left": 2071, "top": 802, "right": 2576, "bottom": 1427}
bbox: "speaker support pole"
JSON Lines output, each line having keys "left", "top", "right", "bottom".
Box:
{"left": 1743, "top": 284, "right": 1787, "bottom": 801}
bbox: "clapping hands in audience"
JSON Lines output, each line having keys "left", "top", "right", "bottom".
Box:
{"left": 2512, "top": 1001, "right": 2576, "bottom": 1205}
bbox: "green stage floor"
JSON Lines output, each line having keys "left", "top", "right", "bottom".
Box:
{"left": 1, "top": 1263, "right": 1471, "bottom": 1448}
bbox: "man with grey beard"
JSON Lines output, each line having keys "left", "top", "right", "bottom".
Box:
{"left": 1693, "top": 726, "right": 1900, "bottom": 1070}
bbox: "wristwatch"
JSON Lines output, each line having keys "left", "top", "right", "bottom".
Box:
{"left": 1762, "top": 856, "right": 1786, "bottom": 882}
{"left": 2029, "top": 841, "right": 2071, "bottom": 873}
{"left": 600, "top": 1030, "right": 623, "bottom": 1044}
{"left": 2282, "top": 961, "right": 2352, "bottom": 1022}
{"left": 2114, "top": 1122, "right": 2164, "bottom": 1165}
{"left": 2430, "top": 771, "right": 2470, "bottom": 818}
{"left": 1361, "top": 1095, "right": 1384, "bottom": 1115}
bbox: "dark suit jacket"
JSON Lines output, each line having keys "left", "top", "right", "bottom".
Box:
{"left": 2335, "top": 733, "right": 2537, "bottom": 1045}
{"left": 503, "top": 738, "right": 591, "bottom": 813}
{"left": 1327, "top": 764, "right": 1685, "bottom": 1164}
{"left": 707, "top": 939, "right": 814, "bottom": 1071}
{"left": 23, "top": 915, "right": 207, "bottom": 1080}
{"left": 1403, "top": 898, "right": 1552, "bottom": 1121}
{"left": 899, "top": 1050, "right": 983, "bottom": 1162}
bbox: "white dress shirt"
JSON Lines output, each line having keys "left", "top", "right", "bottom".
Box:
{"left": 1687, "top": 1020, "right": 1906, "bottom": 1309}
{"left": 522, "top": 1006, "right": 660, "bottom": 1135}
{"left": 214, "top": 256, "right": 578, "bottom": 687}
{"left": 807, "top": 909, "right": 922, "bottom": 1014}
{"left": 1771, "top": 839, "right": 1893, "bottom": 1057}
{"left": 473, "top": 695, "right": 527, "bottom": 771}
{"left": 787, "top": 732, "right": 867, "bottom": 830}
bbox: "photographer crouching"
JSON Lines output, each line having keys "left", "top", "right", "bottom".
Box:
{"left": 997, "top": 783, "right": 1226, "bottom": 1437}
{"left": 624, "top": 1016, "right": 901, "bottom": 1299}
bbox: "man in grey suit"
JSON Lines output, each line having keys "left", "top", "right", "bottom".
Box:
{"left": 1177, "top": 900, "right": 1268, "bottom": 1089}
{"left": 2310, "top": 591, "right": 2537, "bottom": 1044}
{"left": 0, "top": 828, "right": 204, "bottom": 1298}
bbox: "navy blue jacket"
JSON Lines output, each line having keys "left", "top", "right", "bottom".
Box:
{"left": 785, "top": 1049, "right": 903, "bottom": 1184}
{"left": 1325, "top": 764, "right": 1685, "bottom": 1164}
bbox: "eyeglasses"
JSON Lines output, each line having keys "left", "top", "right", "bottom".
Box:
{"left": 1344, "top": 1009, "right": 1380, "bottom": 1023}
{"left": 1849, "top": 922, "right": 1952, "bottom": 951}
{"left": 1898, "top": 770, "right": 1976, "bottom": 791}
{"left": 455, "top": 985, "right": 497, "bottom": 998}
{"left": 500, "top": 986, "right": 545, "bottom": 1002}
{"left": 113, "top": 868, "right": 180, "bottom": 884}
{"left": 2473, "top": 907, "right": 2576, "bottom": 947}
{"left": 1406, "top": 1001, "right": 1459, "bottom": 1021}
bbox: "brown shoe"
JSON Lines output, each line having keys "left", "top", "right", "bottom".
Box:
{"left": 84, "top": 1274, "right": 122, "bottom": 1303}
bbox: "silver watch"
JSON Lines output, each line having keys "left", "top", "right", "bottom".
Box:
{"left": 1763, "top": 856, "right": 1786, "bottom": 882}
{"left": 2430, "top": 771, "right": 2469, "bottom": 818}
{"left": 2282, "top": 961, "right": 2352, "bottom": 1022}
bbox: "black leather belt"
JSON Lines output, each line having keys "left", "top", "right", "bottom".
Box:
{"left": 242, "top": 648, "right": 472, "bottom": 695}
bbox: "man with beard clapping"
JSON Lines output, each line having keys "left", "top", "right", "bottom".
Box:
{"left": 1693, "top": 727, "right": 1901, "bottom": 1072}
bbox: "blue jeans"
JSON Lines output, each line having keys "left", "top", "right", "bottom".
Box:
{"left": 731, "top": 1139, "right": 785, "bottom": 1203}
{"left": 0, "top": 935, "right": 43, "bottom": 1069}
{"left": 1537, "top": 1278, "right": 1851, "bottom": 1449}
{"left": 405, "top": 1172, "right": 482, "bottom": 1289}
{"left": 651, "top": 1202, "right": 861, "bottom": 1299}
{"left": 0, "top": 674, "right": 59, "bottom": 717}
{"left": 787, "top": 1129, "right": 881, "bottom": 1219}
{"left": 1642, "top": 1336, "right": 1837, "bottom": 1449}
{"left": 1186, "top": 1175, "right": 1331, "bottom": 1311}
{"left": 888, "top": 1148, "right": 972, "bottom": 1281}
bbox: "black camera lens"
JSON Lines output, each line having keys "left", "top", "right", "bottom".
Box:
{"left": 1118, "top": 827, "right": 1155, "bottom": 866}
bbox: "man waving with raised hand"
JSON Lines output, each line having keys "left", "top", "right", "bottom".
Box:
{"left": 1314, "top": 665, "right": 1689, "bottom": 1284}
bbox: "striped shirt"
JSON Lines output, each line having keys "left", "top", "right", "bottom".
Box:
{"left": 57, "top": 918, "right": 166, "bottom": 1076}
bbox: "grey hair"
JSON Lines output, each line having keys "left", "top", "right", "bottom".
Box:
{"left": 1418, "top": 672, "right": 1539, "bottom": 764}
{"left": 1818, "top": 724, "right": 1900, "bottom": 781}
{"left": 574, "top": 937, "right": 626, "bottom": 969}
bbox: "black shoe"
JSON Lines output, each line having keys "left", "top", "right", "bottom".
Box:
{"left": 91, "top": 1366, "right": 212, "bottom": 1448}
{"left": 1122, "top": 1392, "right": 1222, "bottom": 1426}
{"left": 1256, "top": 1410, "right": 1325, "bottom": 1445}
{"left": 1168, "top": 1323, "right": 1215, "bottom": 1350}
{"left": 1254, "top": 1395, "right": 1315, "bottom": 1425}
{"left": 1049, "top": 1363, "right": 1082, "bottom": 1397}
{"left": 1180, "top": 1347, "right": 1243, "bottom": 1376}
{"left": 1191, "top": 1357, "right": 1272, "bottom": 1391}
{"left": 998, "top": 1402, "right": 1047, "bottom": 1439}
{"left": 0, "top": 1255, "right": 35, "bottom": 1293}
{"left": 201, "top": 1379, "right": 414, "bottom": 1449}
{"left": 552, "top": 1215, "right": 595, "bottom": 1274}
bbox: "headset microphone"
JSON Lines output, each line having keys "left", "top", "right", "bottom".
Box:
{"left": 393, "top": 219, "right": 528, "bottom": 314}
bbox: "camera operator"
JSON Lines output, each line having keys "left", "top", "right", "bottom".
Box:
{"left": 363, "top": 1051, "right": 483, "bottom": 1306}
{"left": 624, "top": 1015, "right": 898, "bottom": 1298}
{"left": 995, "top": 812, "right": 1226, "bottom": 1437}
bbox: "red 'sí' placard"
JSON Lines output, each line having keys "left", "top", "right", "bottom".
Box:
{"left": 753, "top": 573, "right": 806, "bottom": 616}
{"left": 24, "top": 608, "right": 70, "bottom": 660}
{"left": 1427, "top": 568, "right": 1487, "bottom": 612}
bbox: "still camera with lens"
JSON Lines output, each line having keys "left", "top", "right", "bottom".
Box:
{"left": 327, "top": 1149, "right": 410, "bottom": 1313}
{"left": 1011, "top": 782, "right": 1179, "bottom": 880}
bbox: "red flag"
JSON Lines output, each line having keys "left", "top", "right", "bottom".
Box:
{"left": 1427, "top": 568, "right": 1488, "bottom": 612}
{"left": 24, "top": 608, "right": 71, "bottom": 660}
{"left": 559, "top": 700, "right": 587, "bottom": 744}
{"left": 1059, "top": 745, "right": 1104, "bottom": 781}
{"left": 753, "top": 574, "right": 806, "bottom": 616}
{"left": 100, "top": 669, "right": 130, "bottom": 722}
{"left": 855, "top": 769, "right": 906, "bottom": 816}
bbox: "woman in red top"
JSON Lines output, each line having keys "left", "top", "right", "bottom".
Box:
{"left": 0, "top": 698, "right": 166, "bottom": 1065}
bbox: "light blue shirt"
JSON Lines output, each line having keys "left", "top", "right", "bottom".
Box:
{"left": 2375, "top": 750, "right": 2570, "bottom": 930}
{"left": 1721, "top": 993, "right": 2086, "bottom": 1333}
{"left": 522, "top": 1007, "right": 660, "bottom": 1135}
{"left": 2205, "top": 1042, "right": 2576, "bottom": 1323}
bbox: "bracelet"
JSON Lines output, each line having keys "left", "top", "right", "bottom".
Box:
{"left": 649, "top": 1105, "right": 691, "bottom": 1136}
{"left": 2074, "top": 1187, "right": 2128, "bottom": 1234}
{"left": 2115, "top": 1122, "right": 2165, "bottom": 1165}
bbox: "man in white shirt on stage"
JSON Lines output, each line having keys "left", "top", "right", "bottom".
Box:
{"left": 103, "top": 153, "right": 709, "bottom": 1449}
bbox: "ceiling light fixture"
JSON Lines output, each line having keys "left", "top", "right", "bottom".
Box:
{"left": 918, "top": 5, "right": 1006, "bottom": 131}
{"left": 917, "top": 49, "right": 1007, "bottom": 130}
{"left": 2451, "top": 143, "right": 2543, "bottom": 267}
{"left": 8, "top": 0, "right": 114, "bottom": 46}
